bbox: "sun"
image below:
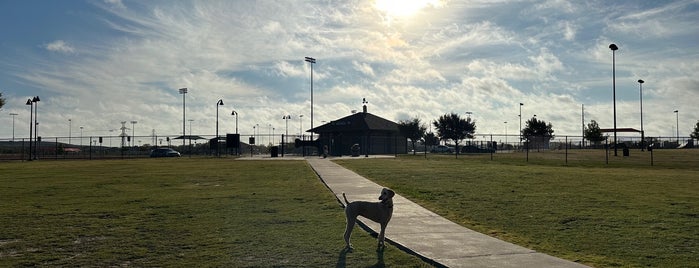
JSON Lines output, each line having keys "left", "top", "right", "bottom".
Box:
{"left": 374, "top": 0, "right": 440, "bottom": 17}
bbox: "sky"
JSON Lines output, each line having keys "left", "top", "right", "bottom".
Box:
{"left": 1, "top": 0, "right": 698, "bottom": 144}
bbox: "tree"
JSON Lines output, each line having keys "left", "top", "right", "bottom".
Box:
{"left": 521, "top": 117, "right": 554, "bottom": 151}
{"left": 584, "top": 120, "right": 606, "bottom": 146}
{"left": 0, "top": 91, "right": 6, "bottom": 110}
{"left": 691, "top": 120, "right": 699, "bottom": 141}
{"left": 398, "top": 117, "right": 426, "bottom": 155}
{"left": 433, "top": 113, "right": 476, "bottom": 157}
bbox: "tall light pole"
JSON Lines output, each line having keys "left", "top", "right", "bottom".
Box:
{"left": 609, "top": 43, "right": 619, "bottom": 156}
{"left": 216, "top": 99, "right": 224, "bottom": 156}
{"left": 10, "top": 113, "right": 18, "bottom": 142}
{"left": 130, "top": 121, "right": 137, "bottom": 147}
{"left": 504, "top": 121, "right": 508, "bottom": 146}
{"left": 179, "top": 88, "right": 188, "bottom": 148}
{"left": 638, "top": 79, "right": 645, "bottom": 151}
{"left": 26, "top": 99, "right": 33, "bottom": 160}
{"left": 283, "top": 115, "right": 291, "bottom": 136}
{"left": 299, "top": 115, "right": 304, "bottom": 136}
{"left": 188, "top": 119, "right": 194, "bottom": 153}
{"left": 68, "top": 118, "right": 72, "bottom": 145}
{"left": 305, "top": 57, "right": 316, "bottom": 136}
{"left": 231, "top": 110, "right": 238, "bottom": 134}
{"left": 80, "top": 126, "right": 84, "bottom": 148}
{"left": 32, "top": 96, "right": 40, "bottom": 159}
{"left": 674, "top": 110, "right": 679, "bottom": 143}
{"left": 519, "top": 103, "right": 523, "bottom": 150}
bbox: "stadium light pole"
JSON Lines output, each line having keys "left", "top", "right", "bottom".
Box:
{"left": 519, "top": 103, "right": 523, "bottom": 150}
{"left": 26, "top": 99, "right": 33, "bottom": 160}
{"left": 32, "top": 96, "right": 40, "bottom": 159}
{"left": 638, "top": 79, "right": 645, "bottom": 151}
{"left": 609, "top": 43, "right": 619, "bottom": 156}
{"left": 231, "top": 110, "right": 238, "bottom": 134}
{"left": 674, "top": 110, "right": 679, "bottom": 143}
{"left": 216, "top": 99, "right": 224, "bottom": 157}
{"left": 304, "top": 57, "right": 316, "bottom": 136}
{"left": 10, "top": 113, "right": 18, "bottom": 142}
{"left": 131, "top": 121, "right": 137, "bottom": 147}
{"left": 179, "top": 88, "right": 187, "bottom": 147}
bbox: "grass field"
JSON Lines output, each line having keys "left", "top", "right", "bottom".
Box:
{"left": 0, "top": 159, "right": 430, "bottom": 267}
{"left": 335, "top": 149, "right": 699, "bottom": 268}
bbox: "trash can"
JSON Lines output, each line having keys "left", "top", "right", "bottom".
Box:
{"left": 271, "top": 146, "right": 279, "bottom": 157}
{"left": 623, "top": 147, "right": 629, "bottom": 157}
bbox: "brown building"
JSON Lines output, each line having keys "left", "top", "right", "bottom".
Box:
{"left": 308, "top": 106, "right": 406, "bottom": 156}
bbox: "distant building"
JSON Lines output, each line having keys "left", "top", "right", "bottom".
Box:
{"left": 308, "top": 105, "right": 406, "bottom": 156}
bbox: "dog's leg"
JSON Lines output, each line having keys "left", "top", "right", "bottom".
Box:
{"left": 344, "top": 208, "right": 356, "bottom": 251}
{"left": 377, "top": 223, "right": 387, "bottom": 251}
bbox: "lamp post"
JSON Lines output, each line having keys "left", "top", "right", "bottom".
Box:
{"left": 674, "top": 110, "right": 679, "bottom": 143}
{"left": 10, "top": 113, "right": 18, "bottom": 142}
{"left": 32, "top": 96, "right": 40, "bottom": 159}
{"left": 519, "top": 103, "right": 523, "bottom": 150}
{"left": 298, "top": 115, "right": 304, "bottom": 136}
{"left": 305, "top": 57, "right": 316, "bottom": 137}
{"left": 638, "top": 79, "right": 645, "bottom": 151}
{"left": 68, "top": 118, "right": 72, "bottom": 145}
{"left": 26, "top": 99, "right": 33, "bottom": 160}
{"left": 609, "top": 43, "right": 619, "bottom": 156}
{"left": 188, "top": 119, "right": 194, "bottom": 153}
{"left": 504, "top": 121, "right": 508, "bottom": 147}
{"left": 231, "top": 110, "right": 238, "bottom": 134}
{"left": 130, "top": 121, "right": 137, "bottom": 147}
{"left": 80, "top": 126, "right": 84, "bottom": 148}
{"left": 179, "top": 88, "right": 187, "bottom": 148}
{"left": 216, "top": 99, "right": 224, "bottom": 157}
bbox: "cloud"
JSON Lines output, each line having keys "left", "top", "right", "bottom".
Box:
{"left": 44, "top": 40, "right": 75, "bottom": 54}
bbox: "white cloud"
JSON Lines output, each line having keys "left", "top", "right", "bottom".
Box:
{"left": 44, "top": 40, "right": 75, "bottom": 54}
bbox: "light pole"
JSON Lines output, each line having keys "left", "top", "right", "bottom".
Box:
{"left": 179, "top": 88, "right": 187, "bottom": 148}
{"left": 10, "top": 113, "right": 18, "bottom": 142}
{"left": 131, "top": 121, "right": 137, "bottom": 147}
{"left": 674, "top": 110, "right": 679, "bottom": 143}
{"left": 188, "top": 119, "right": 194, "bottom": 153}
{"left": 609, "top": 43, "right": 619, "bottom": 156}
{"left": 504, "top": 121, "right": 508, "bottom": 147}
{"left": 80, "top": 126, "right": 84, "bottom": 148}
{"left": 231, "top": 110, "right": 238, "bottom": 134}
{"left": 216, "top": 99, "right": 224, "bottom": 156}
{"left": 68, "top": 118, "right": 72, "bottom": 145}
{"left": 638, "top": 79, "right": 645, "bottom": 151}
{"left": 299, "top": 115, "right": 303, "bottom": 136}
{"left": 26, "top": 99, "right": 33, "bottom": 160}
{"left": 268, "top": 124, "right": 272, "bottom": 146}
{"left": 305, "top": 57, "right": 316, "bottom": 136}
{"left": 519, "top": 103, "right": 523, "bottom": 150}
{"left": 32, "top": 96, "right": 40, "bottom": 159}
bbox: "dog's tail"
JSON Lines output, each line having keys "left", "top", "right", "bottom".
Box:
{"left": 342, "top": 192, "right": 350, "bottom": 207}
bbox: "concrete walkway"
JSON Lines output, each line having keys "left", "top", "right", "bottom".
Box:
{"left": 307, "top": 158, "right": 590, "bottom": 268}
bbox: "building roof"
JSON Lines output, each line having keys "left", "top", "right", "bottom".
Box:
{"left": 308, "top": 111, "right": 399, "bottom": 133}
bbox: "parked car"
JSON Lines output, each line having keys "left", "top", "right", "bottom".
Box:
{"left": 430, "top": 145, "right": 454, "bottom": 153}
{"left": 149, "top": 148, "right": 181, "bottom": 157}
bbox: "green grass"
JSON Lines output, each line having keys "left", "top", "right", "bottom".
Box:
{"left": 0, "top": 159, "right": 430, "bottom": 267}
{"left": 335, "top": 150, "right": 699, "bottom": 268}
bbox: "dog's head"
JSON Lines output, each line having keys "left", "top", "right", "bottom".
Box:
{"left": 378, "top": 188, "right": 395, "bottom": 201}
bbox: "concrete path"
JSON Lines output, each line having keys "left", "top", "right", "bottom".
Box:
{"left": 307, "top": 158, "right": 590, "bottom": 268}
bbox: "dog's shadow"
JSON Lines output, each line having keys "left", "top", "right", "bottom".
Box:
{"left": 336, "top": 247, "right": 385, "bottom": 268}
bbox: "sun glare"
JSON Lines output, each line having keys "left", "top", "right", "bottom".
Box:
{"left": 375, "top": 0, "right": 440, "bottom": 17}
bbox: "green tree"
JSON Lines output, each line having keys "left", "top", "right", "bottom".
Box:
{"left": 690, "top": 120, "right": 699, "bottom": 141}
{"left": 0, "top": 91, "right": 6, "bottom": 110}
{"left": 584, "top": 120, "right": 606, "bottom": 146}
{"left": 433, "top": 113, "right": 476, "bottom": 158}
{"left": 521, "top": 117, "right": 554, "bottom": 151}
{"left": 398, "top": 117, "right": 427, "bottom": 155}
